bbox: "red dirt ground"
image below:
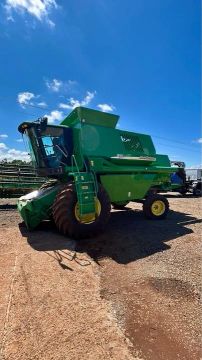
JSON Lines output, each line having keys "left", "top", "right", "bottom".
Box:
{"left": 0, "top": 194, "right": 201, "bottom": 359}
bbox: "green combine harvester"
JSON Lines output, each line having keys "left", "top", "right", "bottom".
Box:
{"left": 17, "top": 107, "right": 176, "bottom": 239}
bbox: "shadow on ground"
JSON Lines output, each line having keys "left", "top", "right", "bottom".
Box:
{"left": 19, "top": 221, "right": 92, "bottom": 270}
{"left": 0, "top": 204, "right": 17, "bottom": 210}
{"left": 77, "top": 209, "right": 201, "bottom": 264}
{"left": 164, "top": 193, "right": 200, "bottom": 199}
{"left": 19, "top": 207, "right": 202, "bottom": 266}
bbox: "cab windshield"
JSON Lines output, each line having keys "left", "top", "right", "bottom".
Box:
{"left": 25, "top": 125, "right": 73, "bottom": 171}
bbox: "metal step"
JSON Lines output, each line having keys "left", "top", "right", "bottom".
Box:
{"left": 73, "top": 172, "right": 97, "bottom": 218}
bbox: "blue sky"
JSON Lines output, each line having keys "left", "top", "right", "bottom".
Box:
{"left": 0, "top": 0, "right": 201, "bottom": 166}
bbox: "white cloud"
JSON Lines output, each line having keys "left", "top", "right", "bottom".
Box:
{"left": 188, "top": 164, "right": 202, "bottom": 169}
{"left": 59, "top": 103, "right": 71, "bottom": 109}
{"left": 16, "top": 138, "right": 23, "bottom": 142}
{"left": 0, "top": 148, "right": 30, "bottom": 162}
{"left": 5, "top": 0, "right": 58, "bottom": 27}
{"left": 0, "top": 134, "right": 8, "bottom": 138}
{"left": 37, "top": 101, "right": 47, "bottom": 107}
{"left": 45, "top": 110, "right": 63, "bottom": 124}
{"left": 17, "top": 91, "right": 36, "bottom": 107}
{"left": 45, "top": 78, "right": 77, "bottom": 93}
{"left": 97, "top": 104, "right": 115, "bottom": 112}
{"left": 59, "top": 91, "right": 96, "bottom": 110}
{"left": 83, "top": 91, "right": 96, "bottom": 105}
{"left": 0, "top": 141, "right": 30, "bottom": 161}
{"left": 46, "top": 18, "right": 55, "bottom": 28}
{"left": 196, "top": 138, "right": 202, "bottom": 144}
{"left": 7, "top": 14, "right": 14, "bottom": 22}
{"left": 45, "top": 78, "right": 63, "bottom": 92}
{"left": 0, "top": 143, "right": 8, "bottom": 150}
{"left": 17, "top": 91, "right": 46, "bottom": 108}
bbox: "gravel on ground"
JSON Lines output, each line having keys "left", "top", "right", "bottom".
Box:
{"left": 0, "top": 194, "right": 201, "bottom": 360}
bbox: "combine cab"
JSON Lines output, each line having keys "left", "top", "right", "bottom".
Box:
{"left": 17, "top": 107, "right": 176, "bottom": 238}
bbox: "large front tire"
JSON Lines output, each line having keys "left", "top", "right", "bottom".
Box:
{"left": 52, "top": 183, "right": 111, "bottom": 239}
{"left": 143, "top": 194, "right": 169, "bottom": 220}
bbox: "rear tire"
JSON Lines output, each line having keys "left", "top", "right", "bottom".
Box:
{"left": 143, "top": 194, "right": 169, "bottom": 220}
{"left": 52, "top": 182, "right": 111, "bottom": 239}
{"left": 193, "top": 186, "right": 201, "bottom": 197}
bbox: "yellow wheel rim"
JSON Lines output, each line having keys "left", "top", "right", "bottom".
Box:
{"left": 74, "top": 198, "right": 101, "bottom": 224}
{"left": 151, "top": 200, "right": 165, "bottom": 216}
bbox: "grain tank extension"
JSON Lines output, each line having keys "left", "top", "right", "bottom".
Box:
{"left": 17, "top": 107, "right": 175, "bottom": 238}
